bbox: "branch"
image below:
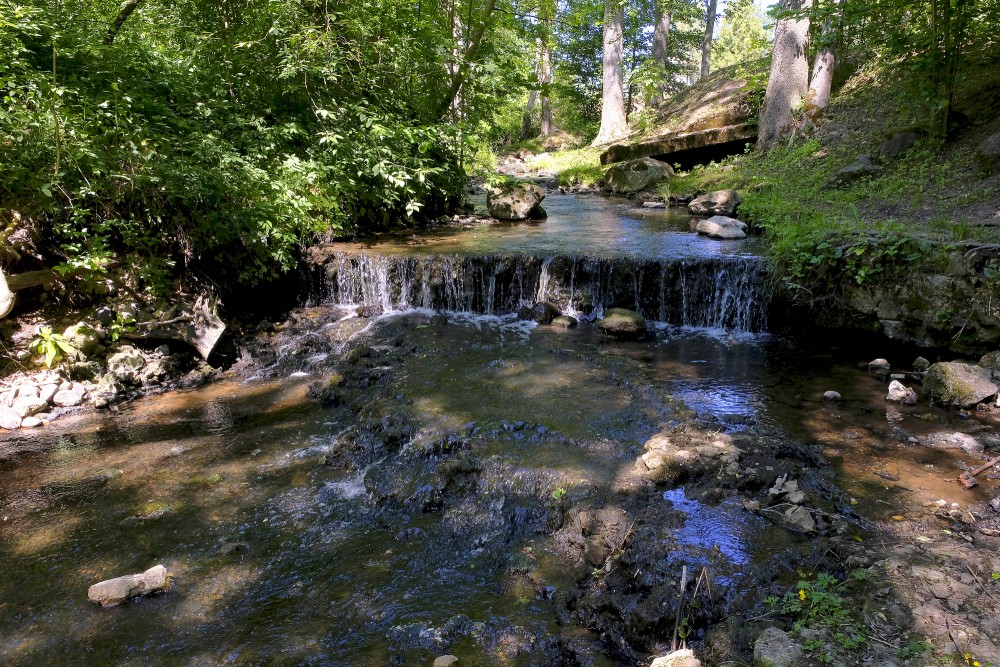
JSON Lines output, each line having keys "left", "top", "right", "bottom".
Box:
{"left": 104, "top": 0, "right": 148, "bottom": 46}
{"left": 438, "top": 0, "right": 497, "bottom": 118}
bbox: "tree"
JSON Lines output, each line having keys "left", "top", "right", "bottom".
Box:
{"left": 592, "top": 0, "right": 627, "bottom": 145}
{"left": 700, "top": 0, "right": 718, "bottom": 79}
{"left": 712, "top": 0, "right": 769, "bottom": 70}
{"left": 758, "top": 0, "right": 811, "bottom": 149}
{"left": 807, "top": 0, "right": 839, "bottom": 112}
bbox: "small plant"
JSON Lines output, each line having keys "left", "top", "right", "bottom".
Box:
{"left": 769, "top": 571, "right": 869, "bottom": 661}
{"left": 107, "top": 312, "right": 136, "bottom": 343}
{"left": 29, "top": 327, "right": 79, "bottom": 368}
{"left": 551, "top": 487, "right": 566, "bottom": 500}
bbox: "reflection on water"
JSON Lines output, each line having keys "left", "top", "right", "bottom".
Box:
{"left": 344, "top": 193, "right": 763, "bottom": 260}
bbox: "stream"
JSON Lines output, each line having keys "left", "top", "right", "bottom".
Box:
{"left": 1, "top": 192, "right": 997, "bottom": 666}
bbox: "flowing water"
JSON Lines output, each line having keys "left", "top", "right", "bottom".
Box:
{"left": 1, "top": 193, "right": 997, "bottom": 666}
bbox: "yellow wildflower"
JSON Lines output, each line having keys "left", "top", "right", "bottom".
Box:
{"left": 798, "top": 589, "right": 806, "bottom": 600}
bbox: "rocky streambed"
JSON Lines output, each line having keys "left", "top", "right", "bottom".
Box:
{"left": 4, "top": 301, "right": 999, "bottom": 666}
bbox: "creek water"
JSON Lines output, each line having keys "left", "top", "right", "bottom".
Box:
{"left": 1, "top": 193, "right": 996, "bottom": 666}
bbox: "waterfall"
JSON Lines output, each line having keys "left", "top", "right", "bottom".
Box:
{"left": 319, "top": 252, "right": 770, "bottom": 333}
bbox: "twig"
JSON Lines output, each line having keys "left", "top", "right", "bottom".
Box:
{"left": 964, "top": 564, "right": 1000, "bottom": 607}
{"left": 969, "top": 456, "right": 1000, "bottom": 477}
{"left": 945, "top": 614, "right": 965, "bottom": 657}
{"left": 671, "top": 565, "right": 689, "bottom": 652}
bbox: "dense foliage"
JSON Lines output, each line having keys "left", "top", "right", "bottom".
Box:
{"left": 0, "top": 0, "right": 529, "bottom": 289}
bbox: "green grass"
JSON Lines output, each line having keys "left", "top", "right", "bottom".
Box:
{"left": 527, "top": 147, "right": 606, "bottom": 187}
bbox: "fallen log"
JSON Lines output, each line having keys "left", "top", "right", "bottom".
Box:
{"left": 958, "top": 455, "right": 1000, "bottom": 489}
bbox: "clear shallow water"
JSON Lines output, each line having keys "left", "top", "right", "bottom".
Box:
{"left": 342, "top": 191, "right": 763, "bottom": 260}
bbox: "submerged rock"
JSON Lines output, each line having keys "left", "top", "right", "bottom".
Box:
{"left": 695, "top": 216, "right": 747, "bottom": 240}
{"left": 886, "top": 380, "right": 918, "bottom": 405}
{"left": 923, "top": 361, "right": 998, "bottom": 408}
{"left": 650, "top": 649, "right": 701, "bottom": 667}
{"left": 87, "top": 564, "right": 172, "bottom": 607}
{"left": 487, "top": 182, "right": 547, "bottom": 221}
{"left": 603, "top": 157, "right": 674, "bottom": 194}
{"left": 551, "top": 315, "right": 577, "bottom": 328}
{"left": 597, "top": 308, "right": 647, "bottom": 339}
{"left": 754, "top": 627, "right": 804, "bottom": 667}
{"left": 920, "top": 431, "right": 984, "bottom": 456}
{"left": 688, "top": 190, "right": 742, "bottom": 216}
{"left": 531, "top": 301, "right": 562, "bottom": 324}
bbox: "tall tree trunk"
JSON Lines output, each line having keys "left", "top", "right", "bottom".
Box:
{"left": 757, "top": 0, "right": 811, "bottom": 149}
{"left": 592, "top": 0, "right": 627, "bottom": 146}
{"left": 520, "top": 38, "right": 543, "bottom": 140}
{"left": 104, "top": 0, "right": 147, "bottom": 45}
{"left": 700, "top": 0, "right": 718, "bottom": 79}
{"left": 807, "top": 0, "right": 838, "bottom": 112}
{"left": 650, "top": 1, "right": 673, "bottom": 105}
{"left": 539, "top": 31, "right": 553, "bottom": 136}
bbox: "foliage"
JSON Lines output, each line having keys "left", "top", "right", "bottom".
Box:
{"left": 712, "top": 0, "right": 769, "bottom": 70}
{"left": 0, "top": 0, "right": 532, "bottom": 290}
{"left": 29, "top": 326, "right": 77, "bottom": 368}
{"left": 766, "top": 571, "right": 868, "bottom": 663}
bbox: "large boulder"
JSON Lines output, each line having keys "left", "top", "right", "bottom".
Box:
{"left": 487, "top": 182, "right": 547, "bottom": 221}
{"left": 87, "top": 564, "right": 172, "bottom": 607}
{"left": 688, "top": 190, "right": 742, "bottom": 216}
{"left": 976, "top": 131, "right": 1000, "bottom": 175}
{"left": 530, "top": 301, "right": 562, "bottom": 324}
{"left": 597, "top": 308, "right": 647, "bottom": 339}
{"left": 695, "top": 216, "right": 747, "bottom": 240}
{"left": 650, "top": 649, "right": 701, "bottom": 667}
{"left": 923, "top": 361, "right": 998, "bottom": 408}
{"left": 63, "top": 322, "right": 102, "bottom": 358}
{"left": 603, "top": 158, "right": 674, "bottom": 194}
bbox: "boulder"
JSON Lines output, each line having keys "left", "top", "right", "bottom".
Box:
{"left": 107, "top": 346, "right": 147, "bottom": 385}
{"left": 979, "top": 350, "right": 1000, "bottom": 373}
{"left": 597, "top": 308, "right": 647, "bottom": 339}
{"left": 783, "top": 505, "right": 816, "bottom": 533}
{"left": 603, "top": 158, "right": 674, "bottom": 194}
{"left": 53, "top": 384, "right": 87, "bottom": 408}
{"left": 695, "top": 216, "right": 747, "bottom": 240}
{"left": 487, "top": 182, "right": 547, "bottom": 221}
{"left": 87, "top": 564, "right": 172, "bottom": 607}
{"left": 923, "top": 361, "right": 998, "bottom": 408}
{"left": 886, "top": 380, "right": 918, "bottom": 405}
{"left": 868, "top": 358, "right": 891, "bottom": 371}
{"left": 754, "top": 627, "right": 804, "bottom": 667}
{"left": 551, "top": 315, "right": 578, "bottom": 328}
{"left": 880, "top": 131, "right": 919, "bottom": 160}
{"left": 0, "top": 406, "right": 22, "bottom": 430}
{"left": 38, "top": 383, "right": 58, "bottom": 404}
{"left": 12, "top": 396, "right": 48, "bottom": 419}
{"left": 830, "top": 154, "right": 882, "bottom": 187}
{"left": 688, "top": 190, "right": 742, "bottom": 216}
{"left": 63, "top": 322, "right": 102, "bottom": 358}
{"left": 640, "top": 432, "right": 740, "bottom": 485}
{"left": 913, "top": 356, "right": 931, "bottom": 372}
{"left": 975, "top": 131, "right": 1000, "bottom": 175}
{"left": 650, "top": 649, "right": 702, "bottom": 667}
{"left": 531, "top": 301, "right": 562, "bottom": 325}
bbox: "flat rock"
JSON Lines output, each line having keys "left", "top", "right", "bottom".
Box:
{"left": 924, "top": 361, "right": 998, "bottom": 408}
{"left": 642, "top": 201, "right": 666, "bottom": 208}
{"left": 695, "top": 215, "right": 746, "bottom": 239}
{"left": 886, "top": 380, "right": 918, "bottom": 405}
{"left": 920, "top": 431, "right": 984, "bottom": 456}
{"left": 53, "top": 385, "right": 87, "bottom": 408}
{"left": 688, "top": 190, "right": 742, "bottom": 216}
{"left": 88, "top": 564, "right": 172, "bottom": 607}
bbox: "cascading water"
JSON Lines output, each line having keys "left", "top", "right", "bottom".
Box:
{"left": 318, "top": 251, "right": 770, "bottom": 333}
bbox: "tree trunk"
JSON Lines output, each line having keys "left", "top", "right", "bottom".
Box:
{"left": 539, "top": 21, "right": 553, "bottom": 136}
{"left": 104, "top": 0, "right": 147, "bottom": 45}
{"left": 592, "top": 0, "right": 627, "bottom": 146}
{"left": 700, "top": 0, "right": 718, "bottom": 80}
{"left": 807, "top": 0, "right": 838, "bottom": 112}
{"left": 520, "top": 37, "right": 543, "bottom": 140}
{"left": 439, "top": 0, "right": 497, "bottom": 118}
{"left": 650, "top": 1, "right": 673, "bottom": 105}
{"left": 757, "top": 0, "right": 811, "bottom": 149}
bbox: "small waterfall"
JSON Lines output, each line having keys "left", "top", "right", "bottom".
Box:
{"left": 319, "top": 252, "right": 770, "bottom": 333}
